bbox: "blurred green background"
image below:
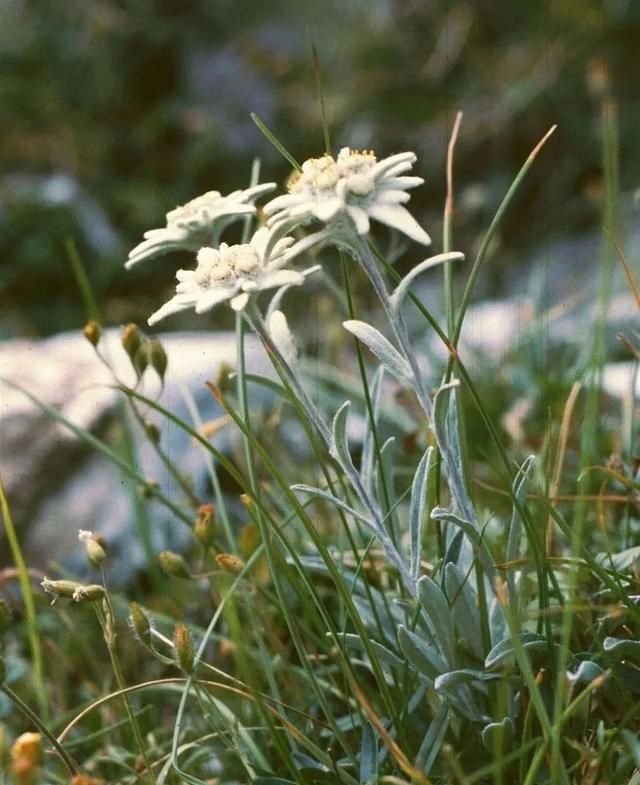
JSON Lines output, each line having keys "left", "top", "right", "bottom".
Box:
{"left": 1, "top": 0, "right": 638, "bottom": 337}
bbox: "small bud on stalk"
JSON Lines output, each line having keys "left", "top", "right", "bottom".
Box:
{"left": 83, "top": 320, "right": 101, "bottom": 347}
{"left": 78, "top": 530, "right": 106, "bottom": 566}
{"left": 129, "top": 602, "right": 153, "bottom": 647}
{"left": 158, "top": 551, "right": 191, "bottom": 578}
{"left": 121, "top": 323, "right": 142, "bottom": 359}
{"left": 194, "top": 504, "right": 216, "bottom": 548}
{"left": 148, "top": 338, "right": 168, "bottom": 381}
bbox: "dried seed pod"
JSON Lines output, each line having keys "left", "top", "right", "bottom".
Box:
{"left": 194, "top": 504, "right": 216, "bottom": 548}
{"left": 174, "top": 623, "right": 194, "bottom": 673}
{"left": 215, "top": 553, "right": 245, "bottom": 575}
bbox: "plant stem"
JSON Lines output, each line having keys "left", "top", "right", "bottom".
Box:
{"left": 97, "top": 594, "right": 154, "bottom": 782}
{"left": 0, "top": 479, "right": 48, "bottom": 720}
{"left": 1, "top": 682, "right": 80, "bottom": 775}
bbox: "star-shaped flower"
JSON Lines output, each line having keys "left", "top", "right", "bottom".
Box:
{"left": 126, "top": 183, "right": 276, "bottom": 268}
{"left": 147, "top": 226, "right": 311, "bottom": 325}
{"left": 263, "top": 147, "right": 430, "bottom": 245}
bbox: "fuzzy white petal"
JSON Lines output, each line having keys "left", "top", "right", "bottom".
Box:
{"left": 230, "top": 292, "right": 250, "bottom": 311}
{"left": 372, "top": 152, "right": 417, "bottom": 179}
{"left": 315, "top": 197, "right": 344, "bottom": 222}
{"left": 378, "top": 176, "right": 425, "bottom": 190}
{"left": 367, "top": 204, "right": 431, "bottom": 246}
{"left": 346, "top": 205, "right": 371, "bottom": 235}
{"left": 194, "top": 285, "right": 238, "bottom": 314}
{"left": 148, "top": 294, "right": 197, "bottom": 326}
{"left": 259, "top": 269, "right": 306, "bottom": 289}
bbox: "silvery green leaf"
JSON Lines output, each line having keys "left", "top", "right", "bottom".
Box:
{"left": 370, "top": 640, "right": 408, "bottom": 674}
{"left": 485, "top": 632, "right": 549, "bottom": 669}
{"left": 433, "top": 382, "right": 477, "bottom": 526}
{"left": 417, "top": 575, "right": 456, "bottom": 665}
{"left": 603, "top": 637, "right": 640, "bottom": 661}
{"left": 292, "top": 752, "right": 327, "bottom": 771}
{"left": 290, "top": 484, "right": 373, "bottom": 527}
{"left": 444, "top": 563, "right": 483, "bottom": 659}
{"left": 336, "top": 633, "right": 406, "bottom": 674}
{"left": 398, "top": 624, "right": 447, "bottom": 681}
{"left": 416, "top": 702, "right": 449, "bottom": 774}
{"left": 434, "top": 671, "right": 498, "bottom": 722}
{"left": 489, "top": 596, "right": 508, "bottom": 647}
{"left": 410, "top": 447, "right": 435, "bottom": 582}
{"left": 622, "top": 730, "right": 640, "bottom": 769}
{"left": 432, "top": 507, "right": 496, "bottom": 580}
{"left": 435, "top": 669, "right": 502, "bottom": 692}
{"left": 376, "top": 436, "right": 397, "bottom": 535}
{"left": 568, "top": 660, "right": 605, "bottom": 684}
{"left": 506, "top": 455, "right": 535, "bottom": 599}
{"left": 343, "top": 320, "right": 413, "bottom": 385}
{"left": 359, "top": 723, "right": 378, "bottom": 785}
{"left": 390, "top": 252, "right": 465, "bottom": 313}
{"left": 361, "top": 366, "right": 385, "bottom": 496}
{"left": 330, "top": 400, "right": 355, "bottom": 469}
{"left": 353, "top": 596, "right": 399, "bottom": 644}
{"left": 443, "top": 527, "right": 475, "bottom": 577}
{"left": 481, "top": 717, "right": 514, "bottom": 751}
{"left": 595, "top": 545, "right": 640, "bottom": 572}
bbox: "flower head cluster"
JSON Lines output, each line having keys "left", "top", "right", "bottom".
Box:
{"left": 125, "top": 145, "right": 433, "bottom": 326}
{"left": 148, "top": 226, "right": 307, "bottom": 324}
{"left": 126, "top": 184, "right": 275, "bottom": 268}
{"left": 264, "top": 147, "right": 430, "bottom": 245}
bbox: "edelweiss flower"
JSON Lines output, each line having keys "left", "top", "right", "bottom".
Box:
{"left": 148, "top": 226, "right": 308, "bottom": 324}
{"left": 126, "top": 183, "right": 276, "bottom": 268}
{"left": 264, "top": 147, "right": 430, "bottom": 245}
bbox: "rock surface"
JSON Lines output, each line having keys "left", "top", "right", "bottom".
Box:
{"left": 0, "top": 329, "right": 272, "bottom": 580}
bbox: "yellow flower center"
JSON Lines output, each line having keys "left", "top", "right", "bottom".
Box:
{"left": 287, "top": 149, "right": 378, "bottom": 196}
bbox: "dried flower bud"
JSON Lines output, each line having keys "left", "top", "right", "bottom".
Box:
{"left": 10, "top": 731, "right": 42, "bottom": 781}
{"left": 83, "top": 320, "right": 101, "bottom": 347}
{"left": 215, "top": 553, "right": 245, "bottom": 575}
{"left": 158, "top": 551, "right": 191, "bottom": 579}
{"left": 148, "top": 338, "right": 168, "bottom": 381}
{"left": 72, "top": 776, "right": 106, "bottom": 785}
{"left": 218, "top": 639, "right": 235, "bottom": 658}
{"left": 78, "top": 530, "right": 106, "bottom": 566}
{"left": 586, "top": 58, "right": 611, "bottom": 98}
{"left": 216, "top": 361, "right": 234, "bottom": 394}
{"left": 0, "top": 598, "right": 11, "bottom": 635}
{"left": 121, "top": 323, "right": 142, "bottom": 359}
{"left": 41, "top": 578, "right": 77, "bottom": 601}
{"left": 72, "top": 584, "right": 106, "bottom": 603}
{"left": 41, "top": 578, "right": 105, "bottom": 604}
{"left": 144, "top": 421, "right": 160, "bottom": 444}
{"left": 129, "top": 602, "right": 152, "bottom": 647}
{"left": 194, "top": 504, "right": 216, "bottom": 548}
{"left": 140, "top": 479, "right": 160, "bottom": 499}
{"left": 174, "top": 623, "right": 194, "bottom": 673}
